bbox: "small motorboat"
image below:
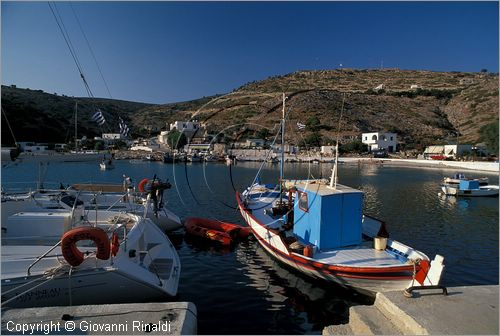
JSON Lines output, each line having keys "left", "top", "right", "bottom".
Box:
{"left": 99, "top": 159, "right": 114, "bottom": 170}
{"left": 443, "top": 173, "right": 489, "bottom": 186}
{"left": 184, "top": 217, "right": 251, "bottom": 245}
{"left": 441, "top": 180, "right": 499, "bottom": 197}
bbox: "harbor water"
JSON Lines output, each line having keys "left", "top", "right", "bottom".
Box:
{"left": 2, "top": 160, "right": 498, "bottom": 334}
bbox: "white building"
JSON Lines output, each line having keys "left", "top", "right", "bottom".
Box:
{"left": 320, "top": 146, "right": 336, "bottom": 155}
{"left": 362, "top": 132, "right": 397, "bottom": 152}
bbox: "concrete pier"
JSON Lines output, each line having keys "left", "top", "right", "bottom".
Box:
{"left": 323, "top": 285, "right": 498, "bottom": 335}
{"left": 1, "top": 302, "right": 197, "bottom": 335}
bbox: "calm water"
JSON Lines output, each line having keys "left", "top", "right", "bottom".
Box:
{"left": 2, "top": 160, "right": 499, "bottom": 334}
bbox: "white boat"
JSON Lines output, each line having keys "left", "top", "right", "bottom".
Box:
{"left": 1, "top": 179, "right": 182, "bottom": 233}
{"left": 203, "top": 154, "right": 219, "bottom": 162}
{"left": 1, "top": 208, "right": 181, "bottom": 308}
{"left": 236, "top": 94, "right": 445, "bottom": 294}
{"left": 440, "top": 180, "right": 499, "bottom": 197}
{"left": 443, "top": 173, "right": 489, "bottom": 186}
{"left": 187, "top": 153, "right": 201, "bottom": 162}
{"left": 99, "top": 158, "right": 115, "bottom": 170}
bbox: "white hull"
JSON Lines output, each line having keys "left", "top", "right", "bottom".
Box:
{"left": 2, "top": 213, "right": 181, "bottom": 308}
{"left": 441, "top": 185, "right": 499, "bottom": 197}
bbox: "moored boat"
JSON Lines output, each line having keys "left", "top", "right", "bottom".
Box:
{"left": 1, "top": 207, "right": 181, "bottom": 308}
{"left": 236, "top": 93, "right": 445, "bottom": 294}
{"left": 440, "top": 180, "right": 499, "bottom": 197}
{"left": 443, "top": 173, "right": 489, "bottom": 186}
{"left": 99, "top": 158, "right": 114, "bottom": 170}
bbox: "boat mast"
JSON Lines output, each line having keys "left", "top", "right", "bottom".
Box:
{"left": 279, "top": 93, "right": 286, "bottom": 204}
{"left": 329, "top": 93, "right": 346, "bottom": 190}
{"left": 74, "top": 101, "right": 78, "bottom": 152}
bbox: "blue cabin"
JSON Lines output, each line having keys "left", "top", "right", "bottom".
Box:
{"left": 459, "top": 180, "right": 480, "bottom": 190}
{"left": 292, "top": 182, "right": 363, "bottom": 250}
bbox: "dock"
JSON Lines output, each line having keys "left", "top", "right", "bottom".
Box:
{"left": 323, "top": 285, "right": 498, "bottom": 335}
{"left": 1, "top": 302, "right": 197, "bottom": 335}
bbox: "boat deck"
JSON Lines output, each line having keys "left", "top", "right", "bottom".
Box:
{"left": 313, "top": 243, "right": 405, "bottom": 267}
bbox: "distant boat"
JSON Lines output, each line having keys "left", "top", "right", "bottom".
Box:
{"left": 187, "top": 153, "right": 202, "bottom": 162}
{"left": 99, "top": 158, "right": 114, "bottom": 170}
{"left": 443, "top": 173, "right": 489, "bottom": 186}
{"left": 441, "top": 180, "right": 499, "bottom": 197}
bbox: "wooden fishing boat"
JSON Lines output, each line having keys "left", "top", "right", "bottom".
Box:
{"left": 236, "top": 94, "right": 445, "bottom": 294}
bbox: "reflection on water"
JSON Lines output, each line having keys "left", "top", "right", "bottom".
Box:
{"left": 2, "top": 161, "right": 498, "bottom": 333}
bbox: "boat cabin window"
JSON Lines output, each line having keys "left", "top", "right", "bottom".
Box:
{"left": 297, "top": 191, "right": 309, "bottom": 212}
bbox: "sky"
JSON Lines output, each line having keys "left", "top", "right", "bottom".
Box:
{"left": 2, "top": 1, "right": 499, "bottom": 104}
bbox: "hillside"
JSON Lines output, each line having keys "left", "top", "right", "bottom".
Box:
{"left": 1, "top": 86, "right": 153, "bottom": 144}
{"left": 2, "top": 69, "right": 498, "bottom": 148}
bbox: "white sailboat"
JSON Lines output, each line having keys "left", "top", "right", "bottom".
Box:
{"left": 1, "top": 206, "right": 181, "bottom": 308}
{"left": 1, "top": 177, "right": 183, "bottom": 234}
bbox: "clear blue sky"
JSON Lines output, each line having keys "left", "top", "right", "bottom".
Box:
{"left": 2, "top": 1, "right": 498, "bottom": 104}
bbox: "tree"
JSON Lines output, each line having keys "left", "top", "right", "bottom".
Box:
{"left": 255, "top": 128, "right": 270, "bottom": 140}
{"left": 480, "top": 121, "right": 499, "bottom": 156}
{"left": 300, "top": 132, "right": 322, "bottom": 148}
{"left": 167, "top": 130, "right": 187, "bottom": 150}
{"left": 340, "top": 140, "right": 368, "bottom": 154}
{"left": 306, "top": 116, "right": 321, "bottom": 132}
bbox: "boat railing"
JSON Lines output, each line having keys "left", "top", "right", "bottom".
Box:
{"left": 27, "top": 240, "right": 62, "bottom": 276}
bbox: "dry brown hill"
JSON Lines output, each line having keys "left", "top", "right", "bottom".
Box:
{"left": 2, "top": 69, "right": 498, "bottom": 148}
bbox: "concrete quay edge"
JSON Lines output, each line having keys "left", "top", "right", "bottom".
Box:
{"left": 1, "top": 301, "right": 197, "bottom": 335}
{"left": 323, "top": 285, "right": 499, "bottom": 335}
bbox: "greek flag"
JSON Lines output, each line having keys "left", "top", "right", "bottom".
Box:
{"left": 91, "top": 109, "right": 106, "bottom": 126}
{"left": 297, "top": 121, "right": 306, "bottom": 130}
{"left": 119, "top": 117, "right": 130, "bottom": 136}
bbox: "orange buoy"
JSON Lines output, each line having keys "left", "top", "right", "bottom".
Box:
{"left": 138, "top": 178, "right": 150, "bottom": 193}
{"left": 61, "top": 227, "right": 111, "bottom": 266}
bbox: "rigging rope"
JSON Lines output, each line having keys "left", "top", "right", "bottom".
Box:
{"left": 48, "top": 2, "right": 94, "bottom": 98}
{"left": 1, "top": 107, "right": 18, "bottom": 146}
{"left": 70, "top": 3, "right": 113, "bottom": 99}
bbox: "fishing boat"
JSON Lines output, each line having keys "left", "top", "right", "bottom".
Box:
{"left": 443, "top": 173, "right": 489, "bottom": 186}
{"left": 440, "top": 180, "right": 499, "bottom": 197}
{"left": 1, "top": 207, "right": 181, "bottom": 308}
{"left": 236, "top": 94, "right": 445, "bottom": 294}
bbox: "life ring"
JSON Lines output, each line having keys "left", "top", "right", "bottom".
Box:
{"left": 61, "top": 227, "right": 111, "bottom": 267}
{"left": 138, "top": 178, "right": 150, "bottom": 192}
{"left": 110, "top": 232, "right": 120, "bottom": 257}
